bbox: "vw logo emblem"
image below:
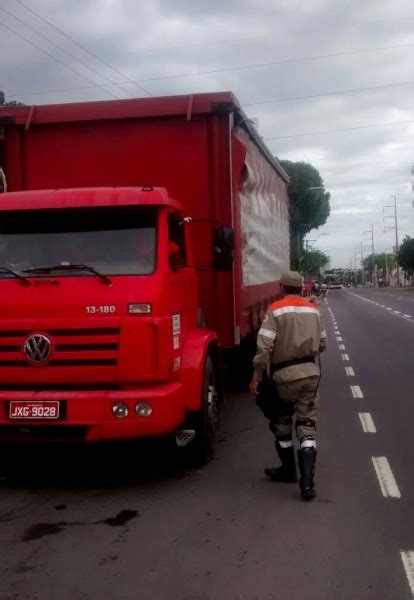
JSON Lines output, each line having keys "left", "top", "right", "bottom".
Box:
{"left": 23, "top": 334, "right": 52, "bottom": 364}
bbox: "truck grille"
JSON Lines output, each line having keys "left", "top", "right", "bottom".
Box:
{"left": 0, "top": 328, "right": 120, "bottom": 367}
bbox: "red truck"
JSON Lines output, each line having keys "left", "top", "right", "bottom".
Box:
{"left": 0, "top": 92, "right": 290, "bottom": 463}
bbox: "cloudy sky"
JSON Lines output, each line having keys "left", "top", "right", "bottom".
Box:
{"left": 2, "top": 0, "right": 414, "bottom": 267}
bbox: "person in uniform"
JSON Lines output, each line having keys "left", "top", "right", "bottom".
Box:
{"left": 249, "top": 271, "right": 327, "bottom": 500}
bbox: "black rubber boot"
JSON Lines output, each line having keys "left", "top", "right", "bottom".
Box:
{"left": 264, "top": 441, "right": 297, "bottom": 483}
{"left": 297, "top": 447, "right": 317, "bottom": 500}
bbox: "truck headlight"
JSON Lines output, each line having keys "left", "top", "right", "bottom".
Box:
{"left": 112, "top": 402, "right": 129, "bottom": 418}
{"left": 135, "top": 402, "right": 153, "bottom": 417}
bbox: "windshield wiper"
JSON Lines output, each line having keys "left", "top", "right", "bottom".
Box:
{"left": 22, "top": 264, "right": 112, "bottom": 286}
{"left": 0, "top": 266, "right": 31, "bottom": 286}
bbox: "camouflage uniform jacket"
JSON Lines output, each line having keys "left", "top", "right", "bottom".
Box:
{"left": 253, "top": 295, "right": 327, "bottom": 384}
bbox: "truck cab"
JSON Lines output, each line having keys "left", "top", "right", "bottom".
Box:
{"left": 0, "top": 186, "right": 222, "bottom": 462}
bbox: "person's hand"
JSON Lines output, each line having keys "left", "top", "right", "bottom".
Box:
{"left": 249, "top": 378, "right": 259, "bottom": 394}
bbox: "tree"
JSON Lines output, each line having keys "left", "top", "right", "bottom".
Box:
{"left": 363, "top": 253, "right": 396, "bottom": 274}
{"left": 0, "top": 90, "right": 24, "bottom": 107}
{"left": 280, "top": 160, "right": 330, "bottom": 270}
{"left": 398, "top": 236, "right": 414, "bottom": 275}
{"left": 300, "top": 248, "right": 329, "bottom": 277}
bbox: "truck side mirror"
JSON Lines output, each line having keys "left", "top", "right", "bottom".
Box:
{"left": 213, "top": 227, "right": 234, "bottom": 271}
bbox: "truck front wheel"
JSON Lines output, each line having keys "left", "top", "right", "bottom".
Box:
{"left": 186, "top": 355, "right": 219, "bottom": 466}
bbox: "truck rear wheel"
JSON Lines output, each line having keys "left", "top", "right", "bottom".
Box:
{"left": 186, "top": 355, "right": 219, "bottom": 466}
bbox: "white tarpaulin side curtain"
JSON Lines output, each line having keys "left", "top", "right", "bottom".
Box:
{"left": 236, "top": 127, "right": 290, "bottom": 287}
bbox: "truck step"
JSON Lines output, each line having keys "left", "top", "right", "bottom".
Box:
{"left": 175, "top": 429, "right": 196, "bottom": 448}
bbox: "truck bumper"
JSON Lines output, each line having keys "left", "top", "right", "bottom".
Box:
{"left": 0, "top": 383, "right": 186, "bottom": 442}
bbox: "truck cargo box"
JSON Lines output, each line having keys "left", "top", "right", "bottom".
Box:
{"left": 0, "top": 92, "right": 290, "bottom": 348}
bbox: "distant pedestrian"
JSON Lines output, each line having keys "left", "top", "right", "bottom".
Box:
{"left": 250, "top": 271, "right": 327, "bottom": 500}
{"left": 312, "top": 281, "right": 320, "bottom": 295}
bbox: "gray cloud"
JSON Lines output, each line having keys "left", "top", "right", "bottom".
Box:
{"left": 2, "top": 0, "right": 414, "bottom": 266}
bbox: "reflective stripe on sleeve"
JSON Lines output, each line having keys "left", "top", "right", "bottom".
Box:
{"left": 279, "top": 440, "right": 293, "bottom": 448}
{"left": 301, "top": 439, "right": 317, "bottom": 448}
{"left": 258, "top": 328, "right": 276, "bottom": 340}
{"left": 272, "top": 306, "right": 318, "bottom": 317}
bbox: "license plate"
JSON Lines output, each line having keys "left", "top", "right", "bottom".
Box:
{"left": 9, "top": 401, "right": 60, "bottom": 420}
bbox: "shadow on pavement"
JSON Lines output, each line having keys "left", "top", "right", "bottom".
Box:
{"left": 0, "top": 439, "right": 202, "bottom": 490}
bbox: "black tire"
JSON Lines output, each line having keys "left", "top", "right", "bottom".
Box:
{"left": 186, "top": 355, "right": 219, "bottom": 467}
{"left": 224, "top": 335, "right": 256, "bottom": 392}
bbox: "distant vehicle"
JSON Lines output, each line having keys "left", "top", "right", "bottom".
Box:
{"left": 329, "top": 283, "right": 343, "bottom": 289}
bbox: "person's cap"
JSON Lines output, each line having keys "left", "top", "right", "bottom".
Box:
{"left": 280, "top": 271, "right": 303, "bottom": 288}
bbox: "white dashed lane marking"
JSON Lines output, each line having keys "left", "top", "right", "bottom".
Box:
{"left": 401, "top": 551, "right": 414, "bottom": 597}
{"left": 336, "top": 336, "right": 343, "bottom": 341}
{"left": 345, "top": 366, "right": 355, "bottom": 376}
{"left": 358, "top": 412, "right": 377, "bottom": 433}
{"left": 344, "top": 293, "right": 414, "bottom": 582}
{"left": 341, "top": 354, "right": 350, "bottom": 361}
{"left": 351, "top": 293, "right": 414, "bottom": 329}
{"left": 372, "top": 456, "right": 401, "bottom": 499}
{"left": 351, "top": 385, "right": 364, "bottom": 398}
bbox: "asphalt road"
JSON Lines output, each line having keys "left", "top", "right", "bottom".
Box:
{"left": 1, "top": 288, "right": 413, "bottom": 600}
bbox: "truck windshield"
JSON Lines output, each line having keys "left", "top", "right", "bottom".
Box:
{"left": 0, "top": 206, "right": 157, "bottom": 277}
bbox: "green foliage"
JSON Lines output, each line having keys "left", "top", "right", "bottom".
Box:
{"left": 280, "top": 160, "right": 330, "bottom": 269}
{"left": 300, "top": 248, "right": 329, "bottom": 276}
{"left": 398, "top": 236, "right": 414, "bottom": 275}
{"left": 363, "top": 253, "right": 396, "bottom": 275}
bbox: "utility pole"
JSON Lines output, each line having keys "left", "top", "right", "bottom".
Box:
{"left": 354, "top": 248, "right": 359, "bottom": 284}
{"left": 360, "top": 241, "right": 365, "bottom": 286}
{"left": 302, "top": 233, "right": 329, "bottom": 277}
{"left": 355, "top": 243, "right": 365, "bottom": 285}
{"left": 411, "top": 165, "right": 414, "bottom": 208}
{"left": 297, "top": 223, "right": 311, "bottom": 271}
{"left": 385, "top": 253, "right": 389, "bottom": 285}
{"left": 363, "top": 224, "right": 375, "bottom": 286}
{"left": 304, "top": 238, "right": 310, "bottom": 276}
{"left": 350, "top": 256, "right": 356, "bottom": 286}
{"left": 383, "top": 195, "right": 400, "bottom": 287}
